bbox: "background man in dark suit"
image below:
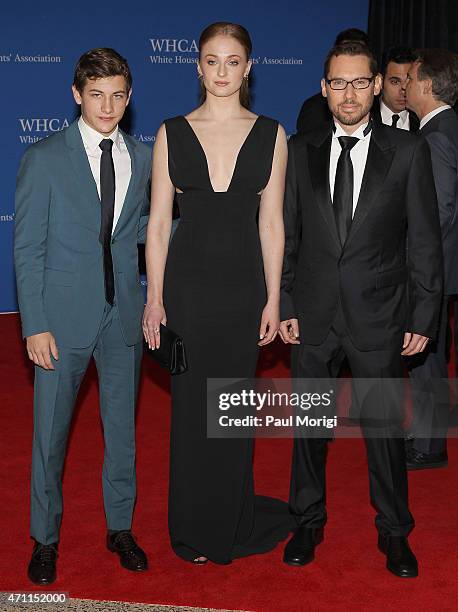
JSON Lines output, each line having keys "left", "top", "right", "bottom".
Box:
{"left": 372, "top": 46, "right": 419, "bottom": 132}
{"left": 405, "top": 48, "right": 458, "bottom": 469}
{"left": 15, "top": 48, "right": 151, "bottom": 584}
{"left": 280, "top": 42, "right": 443, "bottom": 578}
{"left": 296, "top": 29, "right": 369, "bottom": 134}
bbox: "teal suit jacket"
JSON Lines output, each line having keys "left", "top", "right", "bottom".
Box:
{"left": 14, "top": 119, "right": 151, "bottom": 348}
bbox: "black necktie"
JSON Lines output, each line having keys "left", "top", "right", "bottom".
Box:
{"left": 99, "top": 138, "right": 115, "bottom": 305}
{"left": 391, "top": 114, "right": 400, "bottom": 128}
{"left": 333, "top": 136, "right": 359, "bottom": 247}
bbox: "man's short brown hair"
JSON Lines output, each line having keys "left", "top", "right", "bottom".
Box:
{"left": 73, "top": 48, "right": 132, "bottom": 93}
{"left": 415, "top": 48, "right": 458, "bottom": 107}
{"left": 323, "top": 42, "right": 378, "bottom": 78}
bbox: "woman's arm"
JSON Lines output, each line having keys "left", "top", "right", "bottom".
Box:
{"left": 257, "top": 124, "right": 288, "bottom": 346}
{"left": 143, "top": 123, "right": 175, "bottom": 349}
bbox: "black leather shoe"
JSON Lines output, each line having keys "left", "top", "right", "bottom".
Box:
{"left": 107, "top": 531, "right": 148, "bottom": 571}
{"left": 404, "top": 437, "right": 414, "bottom": 451}
{"left": 27, "top": 542, "right": 58, "bottom": 585}
{"left": 283, "top": 526, "right": 323, "bottom": 566}
{"left": 406, "top": 447, "right": 448, "bottom": 470}
{"left": 378, "top": 534, "right": 418, "bottom": 578}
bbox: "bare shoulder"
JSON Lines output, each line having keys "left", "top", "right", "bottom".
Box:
{"left": 157, "top": 122, "right": 167, "bottom": 135}
{"left": 272, "top": 123, "right": 288, "bottom": 162}
{"left": 243, "top": 109, "right": 259, "bottom": 121}
{"left": 184, "top": 108, "right": 199, "bottom": 122}
{"left": 276, "top": 123, "right": 287, "bottom": 140}
{"left": 153, "top": 123, "right": 169, "bottom": 158}
{"left": 154, "top": 123, "right": 167, "bottom": 146}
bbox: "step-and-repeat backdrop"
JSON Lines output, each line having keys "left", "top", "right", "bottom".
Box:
{"left": 0, "top": 0, "right": 368, "bottom": 312}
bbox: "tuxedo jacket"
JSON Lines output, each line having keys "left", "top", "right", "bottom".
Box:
{"left": 281, "top": 122, "right": 443, "bottom": 351}
{"left": 14, "top": 120, "right": 151, "bottom": 348}
{"left": 296, "top": 93, "right": 419, "bottom": 135}
{"left": 420, "top": 108, "right": 458, "bottom": 295}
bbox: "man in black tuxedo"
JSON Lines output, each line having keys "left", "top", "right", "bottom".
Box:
{"left": 405, "top": 48, "right": 458, "bottom": 469}
{"left": 280, "top": 42, "right": 443, "bottom": 578}
{"left": 296, "top": 28, "right": 369, "bottom": 134}
{"left": 372, "top": 47, "right": 419, "bottom": 132}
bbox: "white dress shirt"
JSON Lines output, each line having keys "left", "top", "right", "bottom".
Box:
{"left": 380, "top": 98, "right": 410, "bottom": 131}
{"left": 78, "top": 116, "right": 132, "bottom": 233}
{"left": 420, "top": 104, "right": 452, "bottom": 130}
{"left": 330, "top": 120, "right": 372, "bottom": 217}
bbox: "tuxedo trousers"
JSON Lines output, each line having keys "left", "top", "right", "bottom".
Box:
{"left": 30, "top": 303, "right": 143, "bottom": 544}
{"left": 290, "top": 303, "right": 414, "bottom": 537}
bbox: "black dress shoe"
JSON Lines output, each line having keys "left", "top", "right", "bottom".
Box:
{"left": 378, "top": 534, "right": 418, "bottom": 578}
{"left": 283, "top": 526, "right": 323, "bottom": 566}
{"left": 27, "top": 542, "right": 58, "bottom": 585}
{"left": 107, "top": 531, "right": 148, "bottom": 571}
{"left": 406, "top": 447, "right": 448, "bottom": 470}
{"left": 404, "top": 437, "right": 414, "bottom": 450}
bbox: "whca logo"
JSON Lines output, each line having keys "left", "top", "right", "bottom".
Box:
{"left": 19, "top": 118, "right": 70, "bottom": 133}
{"left": 149, "top": 38, "right": 198, "bottom": 53}
{"left": 18, "top": 118, "right": 70, "bottom": 143}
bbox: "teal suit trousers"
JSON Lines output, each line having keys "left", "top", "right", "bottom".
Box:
{"left": 30, "top": 303, "right": 143, "bottom": 544}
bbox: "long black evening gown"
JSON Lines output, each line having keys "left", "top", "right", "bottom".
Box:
{"left": 163, "top": 115, "right": 293, "bottom": 563}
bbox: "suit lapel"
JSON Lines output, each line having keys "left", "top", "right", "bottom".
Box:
{"left": 307, "top": 130, "right": 341, "bottom": 251}
{"left": 112, "top": 131, "right": 139, "bottom": 237}
{"left": 65, "top": 120, "right": 101, "bottom": 228}
{"left": 346, "top": 125, "right": 395, "bottom": 246}
{"left": 65, "top": 121, "right": 143, "bottom": 237}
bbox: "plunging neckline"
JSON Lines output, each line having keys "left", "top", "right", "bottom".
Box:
{"left": 181, "top": 115, "right": 262, "bottom": 193}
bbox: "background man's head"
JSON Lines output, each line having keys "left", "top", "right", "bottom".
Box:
{"left": 322, "top": 42, "right": 381, "bottom": 131}
{"left": 72, "top": 48, "right": 132, "bottom": 136}
{"left": 381, "top": 46, "right": 417, "bottom": 113}
{"left": 406, "top": 48, "right": 458, "bottom": 118}
{"left": 334, "top": 28, "right": 369, "bottom": 47}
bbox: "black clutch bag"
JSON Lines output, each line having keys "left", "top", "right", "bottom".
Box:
{"left": 145, "top": 324, "right": 188, "bottom": 375}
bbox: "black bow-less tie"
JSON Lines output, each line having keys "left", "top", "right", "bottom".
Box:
{"left": 391, "top": 114, "right": 400, "bottom": 128}
{"left": 99, "top": 138, "right": 115, "bottom": 305}
{"left": 333, "top": 136, "right": 359, "bottom": 247}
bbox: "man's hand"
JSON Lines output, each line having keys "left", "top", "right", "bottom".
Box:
{"left": 26, "top": 332, "right": 59, "bottom": 370}
{"left": 279, "top": 318, "right": 300, "bottom": 344}
{"left": 401, "top": 332, "right": 429, "bottom": 356}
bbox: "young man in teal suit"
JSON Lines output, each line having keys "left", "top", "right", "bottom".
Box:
{"left": 14, "top": 48, "right": 151, "bottom": 584}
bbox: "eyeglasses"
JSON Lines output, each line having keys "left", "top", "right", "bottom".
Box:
{"left": 326, "top": 76, "right": 375, "bottom": 90}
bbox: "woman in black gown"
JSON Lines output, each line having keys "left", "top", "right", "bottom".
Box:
{"left": 143, "top": 22, "right": 293, "bottom": 564}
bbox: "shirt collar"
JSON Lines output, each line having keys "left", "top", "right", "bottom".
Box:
{"left": 420, "top": 104, "right": 452, "bottom": 130}
{"left": 380, "top": 98, "right": 409, "bottom": 126}
{"left": 333, "top": 119, "right": 370, "bottom": 141}
{"left": 78, "top": 116, "right": 122, "bottom": 153}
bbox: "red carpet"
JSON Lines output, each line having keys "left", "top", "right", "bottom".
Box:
{"left": 1, "top": 312, "right": 457, "bottom": 611}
